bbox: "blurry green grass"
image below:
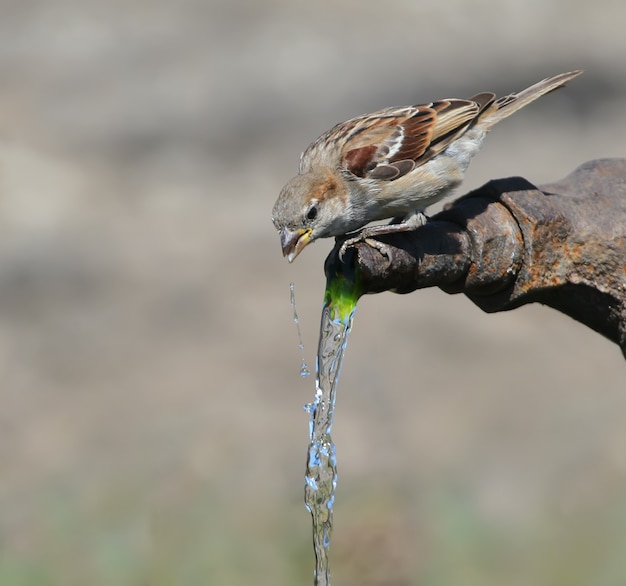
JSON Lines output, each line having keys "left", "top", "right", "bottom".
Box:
{"left": 3, "top": 482, "right": 626, "bottom": 585}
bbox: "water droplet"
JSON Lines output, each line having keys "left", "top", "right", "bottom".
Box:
{"left": 300, "top": 362, "right": 311, "bottom": 378}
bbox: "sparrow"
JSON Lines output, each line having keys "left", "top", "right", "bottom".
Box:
{"left": 272, "top": 70, "right": 582, "bottom": 262}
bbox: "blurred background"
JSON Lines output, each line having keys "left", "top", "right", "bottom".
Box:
{"left": 1, "top": 0, "right": 626, "bottom": 584}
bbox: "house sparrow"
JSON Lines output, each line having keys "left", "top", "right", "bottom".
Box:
{"left": 272, "top": 70, "right": 582, "bottom": 262}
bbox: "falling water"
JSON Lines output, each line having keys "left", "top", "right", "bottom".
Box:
{"left": 303, "top": 272, "right": 359, "bottom": 586}
{"left": 290, "top": 282, "right": 311, "bottom": 378}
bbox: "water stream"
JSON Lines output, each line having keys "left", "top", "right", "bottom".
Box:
{"left": 302, "top": 271, "right": 360, "bottom": 586}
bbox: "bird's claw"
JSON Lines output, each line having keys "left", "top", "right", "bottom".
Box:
{"left": 337, "top": 234, "right": 355, "bottom": 260}
{"left": 338, "top": 232, "right": 393, "bottom": 265}
{"left": 338, "top": 213, "right": 429, "bottom": 263}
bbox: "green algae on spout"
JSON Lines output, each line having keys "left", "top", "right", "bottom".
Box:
{"left": 323, "top": 266, "right": 362, "bottom": 325}
{"left": 304, "top": 263, "right": 362, "bottom": 586}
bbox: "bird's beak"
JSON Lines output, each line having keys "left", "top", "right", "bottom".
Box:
{"left": 280, "top": 227, "right": 312, "bottom": 262}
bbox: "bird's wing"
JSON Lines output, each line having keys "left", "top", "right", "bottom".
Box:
{"left": 322, "top": 95, "right": 495, "bottom": 181}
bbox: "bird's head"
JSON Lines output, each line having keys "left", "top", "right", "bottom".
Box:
{"left": 272, "top": 172, "right": 350, "bottom": 262}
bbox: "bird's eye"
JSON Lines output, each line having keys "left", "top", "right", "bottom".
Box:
{"left": 305, "top": 203, "right": 318, "bottom": 222}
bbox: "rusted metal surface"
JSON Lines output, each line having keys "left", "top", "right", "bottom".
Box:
{"left": 328, "top": 221, "right": 472, "bottom": 295}
{"left": 325, "top": 159, "right": 626, "bottom": 357}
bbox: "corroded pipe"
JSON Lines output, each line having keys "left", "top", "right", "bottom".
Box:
{"left": 325, "top": 159, "right": 626, "bottom": 357}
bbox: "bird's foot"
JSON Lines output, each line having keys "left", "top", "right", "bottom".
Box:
{"left": 338, "top": 211, "right": 428, "bottom": 262}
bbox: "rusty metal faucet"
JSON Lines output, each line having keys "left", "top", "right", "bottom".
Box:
{"left": 325, "top": 159, "right": 626, "bottom": 357}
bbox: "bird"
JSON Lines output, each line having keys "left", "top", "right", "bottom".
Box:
{"left": 272, "top": 70, "right": 582, "bottom": 262}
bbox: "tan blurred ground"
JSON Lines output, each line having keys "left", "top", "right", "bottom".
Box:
{"left": 1, "top": 0, "right": 626, "bottom": 584}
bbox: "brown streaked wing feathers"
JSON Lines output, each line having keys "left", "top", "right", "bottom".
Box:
{"left": 368, "top": 165, "right": 400, "bottom": 180}
{"left": 387, "top": 108, "right": 436, "bottom": 163}
{"left": 420, "top": 99, "right": 481, "bottom": 144}
{"left": 343, "top": 145, "right": 377, "bottom": 177}
{"left": 386, "top": 99, "right": 485, "bottom": 178}
{"left": 467, "top": 92, "right": 496, "bottom": 113}
{"left": 342, "top": 99, "right": 485, "bottom": 180}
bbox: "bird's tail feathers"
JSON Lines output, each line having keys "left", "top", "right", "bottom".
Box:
{"left": 478, "top": 70, "right": 582, "bottom": 129}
